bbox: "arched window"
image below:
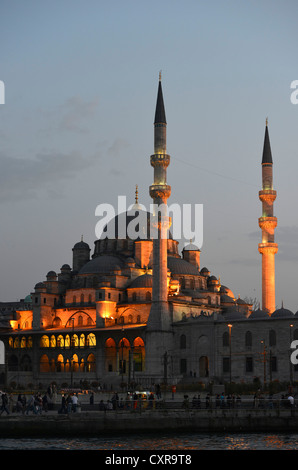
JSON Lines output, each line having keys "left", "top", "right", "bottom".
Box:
{"left": 57, "top": 335, "right": 64, "bottom": 348}
{"left": 132, "top": 292, "right": 137, "bottom": 301}
{"left": 80, "top": 294, "right": 84, "bottom": 304}
{"left": 146, "top": 291, "right": 151, "bottom": 301}
{"left": 78, "top": 315, "right": 83, "bottom": 326}
{"left": 269, "top": 329, "right": 276, "bottom": 347}
{"left": 50, "top": 335, "right": 56, "bottom": 348}
{"left": 88, "top": 294, "right": 92, "bottom": 303}
{"left": 245, "top": 331, "right": 252, "bottom": 349}
{"left": 223, "top": 331, "right": 229, "bottom": 347}
{"left": 87, "top": 333, "right": 96, "bottom": 347}
{"left": 56, "top": 354, "right": 64, "bottom": 372}
{"left": 40, "top": 354, "right": 50, "bottom": 372}
{"left": 20, "top": 354, "right": 32, "bottom": 371}
{"left": 20, "top": 337, "right": 26, "bottom": 348}
{"left": 128, "top": 314, "right": 133, "bottom": 323}
{"left": 180, "top": 334, "right": 186, "bottom": 349}
{"left": 65, "top": 335, "right": 70, "bottom": 348}
{"left": 27, "top": 337, "right": 32, "bottom": 348}
{"left": 73, "top": 296, "right": 76, "bottom": 305}
{"left": 71, "top": 335, "right": 79, "bottom": 348}
{"left": 87, "top": 353, "right": 96, "bottom": 372}
{"left": 40, "top": 335, "right": 49, "bottom": 348}
{"left": 80, "top": 334, "right": 85, "bottom": 347}
{"left": 136, "top": 315, "right": 141, "bottom": 323}
{"left": 87, "top": 317, "right": 93, "bottom": 326}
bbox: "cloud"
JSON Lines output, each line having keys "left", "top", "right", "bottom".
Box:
{"left": 107, "top": 138, "right": 130, "bottom": 158}
{"left": 58, "top": 96, "right": 99, "bottom": 133}
{"left": 38, "top": 95, "right": 99, "bottom": 134}
{"left": 0, "top": 149, "right": 99, "bottom": 203}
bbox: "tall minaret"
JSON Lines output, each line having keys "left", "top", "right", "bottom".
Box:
{"left": 258, "top": 119, "right": 278, "bottom": 314}
{"left": 147, "top": 73, "right": 172, "bottom": 331}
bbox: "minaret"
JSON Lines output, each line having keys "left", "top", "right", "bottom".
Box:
{"left": 258, "top": 119, "right": 278, "bottom": 314}
{"left": 147, "top": 73, "right": 172, "bottom": 331}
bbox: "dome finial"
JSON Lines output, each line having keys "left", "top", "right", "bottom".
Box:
{"left": 81, "top": 235, "right": 83, "bottom": 242}
{"left": 135, "top": 184, "right": 139, "bottom": 204}
{"left": 159, "top": 70, "right": 162, "bottom": 81}
{"left": 266, "top": 116, "right": 268, "bottom": 126}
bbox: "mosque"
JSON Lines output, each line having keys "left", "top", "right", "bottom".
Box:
{"left": 0, "top": 78, "right": 297, "bottom": 390}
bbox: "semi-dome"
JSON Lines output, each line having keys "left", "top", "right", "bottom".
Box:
{"left": 167, "top": 256, "right": 199, "bottom": 275}
{"left": 221, "top": 307, "right": 246, "bottom": 321}
{"left": 220, "top": 294, "right": 235, "bottom": 303}
{"left": 271, "top": 307, "right": 294, "bottom": 318}
{"left": 220, "top": 285, "right": 235, "bottom": 299}
{"left": 249, "top": 309, "right": 269, "bottom": 319}
{"left": 129, "top": 273, "right": 153, "bottom": 288}
{"left": 79, "top": 255, "right": 123, "bottom": 275}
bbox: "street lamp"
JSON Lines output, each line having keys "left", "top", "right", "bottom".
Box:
{"left": 260, "top": 340, "right": 267, "bottom": 386}
{"left": 290, "top": 324, "right": 294, "bottom": 386}
{"left": 228, "top": 324, "right": 233, "bottom": 384}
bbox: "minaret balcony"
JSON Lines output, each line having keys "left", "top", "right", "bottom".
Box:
{"left": 259, "top": 190, "right": 276, "bottom": 204}
{"left": 150, "top": 154, "right": 170, "bottom": 168}
{"left": 149, "top": 184, "right": 171, "bottom": 201}
{"left": 258, "top": 242, "right": 278, "bottom": 255}
{"left": 258, "top": 216, "right": 277, "bottom": 234}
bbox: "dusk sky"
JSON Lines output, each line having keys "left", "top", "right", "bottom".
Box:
{"left": 0, "top": 0, "right": 298, "bottom": 312}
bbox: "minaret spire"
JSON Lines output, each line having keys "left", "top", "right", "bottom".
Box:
{"left": 258, "top": 120, "right": 278, "bottom": 314}
{"left": 147, "top": 76, "right": 171, "bottom": 331}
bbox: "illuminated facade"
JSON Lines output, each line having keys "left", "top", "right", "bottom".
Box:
{"left": 0, "top": 80, "right": 297, "bottom": 390}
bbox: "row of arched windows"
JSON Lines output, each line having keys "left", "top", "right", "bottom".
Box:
{"left": 40, "top": 334, "right": 96, "bottom": 348}
{"left": 222, "top": 329, "right": 298, "bottom": 348}
{"left": 8, "top": 334, "right": 96, "bottom": 349}
{"left": 40, "top": 353, "right": 96, "bottom": 373}
{"left": 72, "top": 294, "right": 93, "bottom": 304}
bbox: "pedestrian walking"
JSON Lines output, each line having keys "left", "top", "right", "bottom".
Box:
{"left": 0, "top": 393, "right": 10, "bottom": 415}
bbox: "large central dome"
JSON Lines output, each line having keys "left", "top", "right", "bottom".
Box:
{"left": 99, "top": 209, "right": 172, "bottom": 241}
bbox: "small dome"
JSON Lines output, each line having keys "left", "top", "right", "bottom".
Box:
{"left": 271, "top": 307, "right": 294, "bottom": 318}
{"left": 129, "top": 274, "right": 153, "bottom": 288}
{"left": 236, "top": 298, "right": 246, "bottom": 305}
{"left": 249, "top": 309, "right": 269, "bottom": 319}
{"left": 168, "top": 256, "right": 199, "bottom": 275}
{"left": 46, "top": 271, "right": 57, "bottom": 278}
{"left": 200, "top": 267, "right": 209, "bottom": 273}
{"left": 35, "top": 282, "right": 46, "bottom": 290}
{"left": 24, "top": 294, "right": 32, "bottom": 303}
{"left": 125, "top": 257, "right": 135, "bottom": 265}
{"left": 183, "top": 242, "right": 200, "bottom": 251}
{"left": 61, "top": 264, "right": 71, "bottom": 271}
{"left": 73, "top": 240, "right": 90, "bottom": 250}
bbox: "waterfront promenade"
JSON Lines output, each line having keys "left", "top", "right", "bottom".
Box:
{"left": 1, "top": 391, "right": 298, "bottom": 436}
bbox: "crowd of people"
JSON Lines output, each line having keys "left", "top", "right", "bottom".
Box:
{"left": 1, "top": 384, "right": 297, "bottom": 415}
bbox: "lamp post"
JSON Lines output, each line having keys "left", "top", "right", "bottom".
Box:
{"left": 290, "top": 324, "right": 294, "bottom": 386}
{"left": 260, "top": 340, "right": 267, "bottom": 386}
{"left": 70, "top": 317, "right": 74, "bottom": 387}
{"left": 228, "top": 324, "right": 233, "bottom": 384}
